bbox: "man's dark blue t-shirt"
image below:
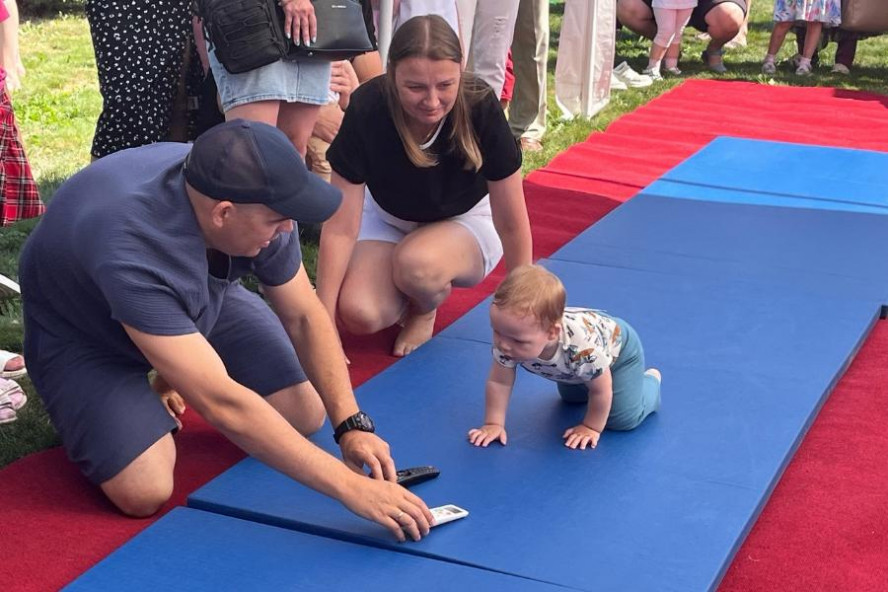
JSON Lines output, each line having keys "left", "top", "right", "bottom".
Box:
{"left": 19, "top": 143, "right": 302, "bottom": 368}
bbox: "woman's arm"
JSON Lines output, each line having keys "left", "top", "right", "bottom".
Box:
{"left": 488, "top": 170, "right": 533, "bottom": 270}
{"left": 316, "top": 172, "right": 365, "bottom": 323}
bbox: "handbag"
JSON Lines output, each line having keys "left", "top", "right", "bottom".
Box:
{"left": 283, "top": 0, "right": 374, "bottom": 62}
{"left": 197, "top": 0, "right": 289, "bottom": 74}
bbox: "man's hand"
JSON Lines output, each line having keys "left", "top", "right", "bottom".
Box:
{"left": 339, "top": 431, "right": 397, "bottom": 481}
{"left": 152, "top": 373, "right": 186, "bottom": 430}
{"left": 340, "top": 476, "right": 434, "bottom": 542}
{"left": 562, "top": 424, "right": 600, "bottom": 450}
{"left": 467, "top": 423, "right": 508, "bottom": 447}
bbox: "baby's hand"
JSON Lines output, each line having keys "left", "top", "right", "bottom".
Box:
{"left": 467, "top": 424, "right": 507, "bottom": 447}
{"left": 562, "top": 424, "right": 600, "bottom": 450}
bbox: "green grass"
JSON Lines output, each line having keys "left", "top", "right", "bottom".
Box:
{"left": 1, "top": 2, "right": 887, "bottom": 469}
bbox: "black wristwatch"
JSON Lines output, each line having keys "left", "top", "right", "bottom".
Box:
{"left": 333, "top": 411, "right": 375, "bottom": 444}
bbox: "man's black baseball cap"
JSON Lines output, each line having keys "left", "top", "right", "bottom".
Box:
{"left": 184, "top": 119, "right": 342, "bottom": 223}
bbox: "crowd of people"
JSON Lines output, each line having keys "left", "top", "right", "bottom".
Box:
{"left": 0, "top": 0, "right": 880, "bottom": 538}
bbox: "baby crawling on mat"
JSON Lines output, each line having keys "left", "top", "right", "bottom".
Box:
{"left": 468, "top": 265, "right": 661, "bottom": 450}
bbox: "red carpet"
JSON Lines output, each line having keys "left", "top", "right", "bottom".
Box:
{"left": 3, "top": 79, "right": 887, "bottom": 591}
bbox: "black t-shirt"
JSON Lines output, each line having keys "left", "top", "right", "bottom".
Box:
{"left": 327, "top": 76, "right": 522, "bottom": 223}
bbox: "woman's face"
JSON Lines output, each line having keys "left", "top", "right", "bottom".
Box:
{"left": 393, "top": 57, "right": 462, "bottom": 129}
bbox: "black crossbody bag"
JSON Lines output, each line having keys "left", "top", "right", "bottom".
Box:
{"left": 198, "top": 0, "right": 373, "bottom": 74}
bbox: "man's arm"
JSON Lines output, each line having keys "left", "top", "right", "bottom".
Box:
{"left": 123, "top": 324, "right": 432, "bottom": 540}
{"left": 263, "top": 264, "right": 397, "bottom": 481}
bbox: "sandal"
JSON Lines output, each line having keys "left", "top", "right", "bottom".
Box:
{"left": 0, "top": 349, "right": 26, "bottom": 379}
{"left": 0, "top": 378, "right": 25, "bottom": 424}
{"left": 702, "top": 48, "right": 728, "bottom": 74}
{"left": 0, "top": 377, "right": 26, "bottom": 410}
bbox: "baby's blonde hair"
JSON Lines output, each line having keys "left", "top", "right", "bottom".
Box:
{"left": 492, "top": 265, "right": 566, "bottom": 329}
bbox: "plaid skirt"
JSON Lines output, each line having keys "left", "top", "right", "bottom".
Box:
{"left": 0, "top": 86, "right": 44, "bottom": 226}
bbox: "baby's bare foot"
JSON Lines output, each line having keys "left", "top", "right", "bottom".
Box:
{"left": 644, "top": 368, "right": 662, "bottom": 383}
{"left": 393, "top": 309, "right": 436, "bottom": 357}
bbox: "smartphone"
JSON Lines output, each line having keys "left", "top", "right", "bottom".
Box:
{"left": 429, "top": 504, "right": 469, "bottom": 526}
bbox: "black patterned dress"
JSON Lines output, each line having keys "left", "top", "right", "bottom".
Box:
{"left": 85, "top": 0, "right": 193, "bottom": 158}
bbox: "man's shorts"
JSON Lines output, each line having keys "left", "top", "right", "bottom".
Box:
{"left": 24, "top": 284, "right": 307, "bottom": 485}
{"left": 640, "top": 0, "right": 748, "bottom": 33}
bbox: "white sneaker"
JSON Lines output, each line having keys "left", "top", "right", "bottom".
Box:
{"left": 613, "top": 61, "right": 654, "bottom": 88}
{"left": 641, "top": 66, "right": 663, "bottom": 81}
{"left": 832, "top": 63, "right": 850, "bottom": 75}
{"left": 610, "top": 72, "right": 628, "bottom": 91}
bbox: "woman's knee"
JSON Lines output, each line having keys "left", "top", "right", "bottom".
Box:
{"left": 338, "top": 294, "right": 399, "bottom": 335}
{"left": 391, "top": 248, "right": 448, "bottom": 297}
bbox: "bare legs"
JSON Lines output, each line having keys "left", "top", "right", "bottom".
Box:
{"left": 225, "top": 100, "right": 321, "bottom": 158}
{"left": 337, "top": 222, "right": 486, "bottom": 357}
{"left": 100, "top": 381, "right": 324, "bottom": 517}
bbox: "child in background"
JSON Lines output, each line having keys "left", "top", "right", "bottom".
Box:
{"left": 468, "top": 265, "right": 661, "bottom": 451}
{"left": 762, "top": 0, "right": 842, "bottom": 76}
{"left": 0, "top": 0, "right": 43, "bottom": 226}
{"left": 643, "top": 0, "right": 697, "bottom": 79}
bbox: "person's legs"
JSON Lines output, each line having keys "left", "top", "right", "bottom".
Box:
{"left": 649, "top": 7, "right": 681, "bottom": 75}
{"left": 390, "top": 221, "right": 487, "bottom": 355}
{"left": 662, "top": 8, "right": 693, "bottom": 72}
{"left": 338, "top": 240, "right": 405, "bottom": 336}
{"left": 208, "top": 284, "right": 325, "bottom": 436}
{"left": 466, "top": 0, "right": 520, "bottom": 96}
{"left": 85, "top": 0, "right": 192, "bottom": 159}
{"left": 508, "top": 0, "right": 548, "bottom": 144}
{"left": 277, "top": 101, "right": 322, "bottom": 158}
{"left": 617, "top": 0, "right": 657, "bottom": 39}
{"left": 603, "top": 322, "right": 660, "bottom": 431}
{"left": 100, "top": 433, "right": 176, "bottom": 517}
{"left": 763, "top": 21, "right": 794, "bottom": 73}
{"left": 697, "top": 0, "right": 746, "bottom": 71}
{"left": 833, "top": 31, "right": 858, "bottom": 72}
{"left": 24, "top": 322, "right": 181, "bottom": 516}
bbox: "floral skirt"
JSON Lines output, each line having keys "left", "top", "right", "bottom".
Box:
{"left": 773, "top": 0, "right": 842, "bottom": 26}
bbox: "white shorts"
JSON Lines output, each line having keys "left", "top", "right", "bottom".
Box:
{"left": 357, "top": 189, "right": 504, "bottom": 277}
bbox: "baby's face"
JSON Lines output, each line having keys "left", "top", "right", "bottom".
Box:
{"left": 490, "top": 305, "right": 557, "bottom": 362}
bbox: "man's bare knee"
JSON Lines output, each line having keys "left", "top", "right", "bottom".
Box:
{"left": 100, "top": 434, "right": 176, "bottom": 518}
{"left": 267, "top": 382, "right": 326, "bottom": 436}
{"left": 105, "top": 482, "right": 174, "bottom": 518}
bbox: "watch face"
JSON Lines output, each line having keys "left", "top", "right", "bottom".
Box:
{"left": 357, "top": 412, "right": 375, "bottom": 431}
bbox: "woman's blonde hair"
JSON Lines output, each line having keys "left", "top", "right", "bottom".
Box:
{"left": 493, "top": 265, "right": 566, "bottom": 329}
{"left": 385, "top": 15, "right": 487, "bottom": 171}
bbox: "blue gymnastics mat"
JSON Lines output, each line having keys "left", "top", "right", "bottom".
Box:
{"left": 65, "top": 508, "right": 568, "bottom": 591}
{"left": 189, "top": 261, "right": 878, "bottom": 592}
{"left": 647, "top": 137, "right": 888, "bottom": 213}
{"left": 550, "top": 193, "right": 888, "bottom": 308}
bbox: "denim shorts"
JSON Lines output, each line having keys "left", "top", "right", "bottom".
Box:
{"left": 209, "top": 50, "right": 332, "bottom": 112}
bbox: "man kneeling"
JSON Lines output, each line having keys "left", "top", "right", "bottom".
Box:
{"left": 19, "top": 120, "right": 432, "bottom": 541}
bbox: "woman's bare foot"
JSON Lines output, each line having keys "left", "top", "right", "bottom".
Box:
{"left": 393, "top": 309, "right": 437, "bottom": 357}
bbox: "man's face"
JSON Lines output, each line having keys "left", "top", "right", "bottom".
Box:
{"left": 218, "top": 203, "right": 294, "bottom": 257}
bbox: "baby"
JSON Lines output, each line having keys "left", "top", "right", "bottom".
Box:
{"left": 468, "top": 265, "right": 661, "bottom": 450}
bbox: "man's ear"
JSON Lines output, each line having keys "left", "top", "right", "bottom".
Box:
{"left": 211, "top": 201, "right": 234, "bottom": 227}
